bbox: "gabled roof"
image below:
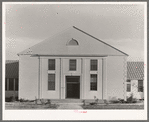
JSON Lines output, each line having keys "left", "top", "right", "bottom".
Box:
{"left": 127, "top": 62, "right": 144, "bottom": 80}
{"left": 18, "top": 26, "right": 128, "bottom": 56}
{"left": 6, "top": 60, "right": 19, "bottom": 78}
{"left": 73, "top": 26, "right": 128, "bottom": 56}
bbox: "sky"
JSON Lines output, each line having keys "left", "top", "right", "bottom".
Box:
{"left": 4, "top": 3, "right": 145, "bottom": 61}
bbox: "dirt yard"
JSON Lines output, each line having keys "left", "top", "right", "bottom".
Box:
{"left": 82, "top": 104, "right": 144, "bottom": 109}
{"left": 5, "top": 102, "right": 144, "bottom": 110}
{"left": 5, "top": 102, "right": 58, "bottom": 109}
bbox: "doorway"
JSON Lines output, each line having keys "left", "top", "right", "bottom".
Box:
{"left": 66, "top": 76, "right": 80, "bottom": 99}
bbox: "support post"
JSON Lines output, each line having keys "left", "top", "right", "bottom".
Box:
{"left": 59, "top": 58, "right": 61, "bottom": 99}
{"left": 38, "top": 56, "right": 40, "bottom": 99}
{"left": 81, "top": 58, "right": 83, "bottom": 99}
{"left": 102, "top": 58, "right": 107, "bottom": 100}
{"left": 60, "top": 58, "right": 63, "bottom": 99}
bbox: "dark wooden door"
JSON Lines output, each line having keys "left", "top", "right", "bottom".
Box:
{"left": 66, "top": 77, "right": 80, "bottom": 99}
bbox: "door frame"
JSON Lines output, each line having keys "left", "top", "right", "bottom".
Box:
{"left": 65, "top": 76, "right": 80, "bottom": 99}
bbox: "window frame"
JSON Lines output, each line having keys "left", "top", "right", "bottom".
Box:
{"left": 9, "top": 78, "right": 14, "bottom": 91}
{"left": 5, "top": 78, "right": 7, "bottom": 91}
{"left": 69, "top": 59, "right": 77, "bottom": 71}
{"left": 48, "top": 59, "right": 55, "bottom": 70}
{"left": 126, "top": 84, "right": 131, "bottom": 92}
{"left": 48, "top": 74, "right": 55, "bottom": 90}
{"left": 15, "top": 78, "right": 18, "bottom": 91}
{"left": 90, "top": 59, "right": 98, "bottom": 71}
{"left": 126, "top": 80, "right": 131, "bottom": 92}
{"left": 90, "top": 74, "right": 97, "bottom": 91}
{"left": 138, "top": 80, "right": 143, "bottom": 92}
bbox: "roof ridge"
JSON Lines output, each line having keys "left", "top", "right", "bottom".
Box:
{"left": 73, "top": 26, "right": 128, "bottom": 56}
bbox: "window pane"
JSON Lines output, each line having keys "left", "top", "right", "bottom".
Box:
{"left": 9, "top": 78, "right": 14, "bottom": 91}
{"left": 90, "top": 74, "right": 97, "bottom": 90}
{"left": 138, "top": 80, "right": 143, "bottom": 92}
{"left": 69, "top": 59, "right": 76, "bottom": 71}
{"left": 48, "top": 59, "right": 55, "bottom": 70}
{"left": 15, "top": 78, "right": 18, "bottom": 91}
{"left": 5, "top": 78, "right": 7, "bottom": 91}
{"left": 90, "top": 60, "right": 97, "bottom": 71}
{"left": 127, "top": 84, "right": 131, "bottom": 92}
{"left": 48, "top": 74, "right": 55, "bottom": 90}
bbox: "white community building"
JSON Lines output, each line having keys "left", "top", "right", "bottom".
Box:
{"left": 18, "top": 26, "right": 128, "bottom": 100}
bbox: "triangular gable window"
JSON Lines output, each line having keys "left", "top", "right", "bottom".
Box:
{"left": 67, "top": 38, "right": 79, "bottom": 46}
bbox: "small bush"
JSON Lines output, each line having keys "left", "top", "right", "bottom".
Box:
{"left": 110, "top": 100, "right": 120, "bottom": 103}
{"left": 95, "top": 98, "right": 99, "bottom": 103}
{"left": 82, "top": 100, "right": 85, "bottom": 106}
{"left": 139, "top": 97, "right": 144, "bottom": 101}
{"left": 19, "top": 98, "right": 29, "bottom": 102}
{"left": 118, "top": 98, "right": 125, "bottom": 103}
{"left": 104, "top": 100, "right": 109, "bottom": 105}
{"left": 90, "top": 102, "right": 97, "bottom": 105}
{"left": 127, "top": 94, "right": 138, "bottom": 103}
{"left": 5, "top": 96, "right": 18, "bottom": 102}
{"left": 47, "top": 99, "right": 51, "bottom": 104}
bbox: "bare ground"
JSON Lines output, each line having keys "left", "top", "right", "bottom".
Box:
{"left": 5, "top": 102, "right": 144, "bottom": 110}
{"left": 5, "top": 102, "right": 58, "bottom": 110}
{"left": 82, "top": 104, "right": 144, "bottom": 109}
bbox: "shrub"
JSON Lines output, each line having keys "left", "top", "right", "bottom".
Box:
{"left": 5, "top": 97, "right": 12, "bottom": 102}
{"left": 127, "top": 94, "right": 138, "bottom": 103}
{"left": 104, "top": 100, "right": 109, "bottom": 105}
{"left": 82, "top": 100, "right": 85, "bottom": 106}
{"left": 95, "top": 98, "right": 99, "bottom": 103}
{"left": 118, "top": 98, "right": 125, "bottom": 103}
{"left": 47, "top": 99, "right": 51, "bottom": 105}
{"left": 19, "top": 98, "right": 29, "bottom": 102}
{"left": 90, "top": 102, "right": 97, "bottom": 105}
{"left": 110, "top": 100, "right": 120, "bottom": 103}
{"left": 5, "top": 96, "right": 18, "bottom": 102}
{"left": 42, "top": 99, "right": 51, "bottom": 105}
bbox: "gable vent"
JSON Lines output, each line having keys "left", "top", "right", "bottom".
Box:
{"left": 67, "top": 38, "right": 79, "bottom": 46}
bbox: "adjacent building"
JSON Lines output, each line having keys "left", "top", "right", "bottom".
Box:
{"left": 5, "top": 60, "right": 19, "bottom": 99}
{"left": 126, "top": 62, "right": 144, "bottom": 99}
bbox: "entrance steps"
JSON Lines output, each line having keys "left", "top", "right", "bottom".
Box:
{"left": 50, "top": 99, "right": 105, "bottom": 104}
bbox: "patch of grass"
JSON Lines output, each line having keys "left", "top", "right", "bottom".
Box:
{"left": 5, "top": 102, "right": 59, "bottom": 110}
{"left": 82, "top": 104, "right": 144, "bottom": 109}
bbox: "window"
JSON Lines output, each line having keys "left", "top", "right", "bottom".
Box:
{"left": 9, "top": 78, "right": 14, "bottom": 91}
{"left": 68, "top": 38, "right": 79, "bottom": 46}
{"left": 138, "top": 80, "right": 143, "bottom": 92}
{"left": 5, "top": 78, "right": 7, "bottom": 91}
{"left": 48, "top": 59, "right": 55, "bottom": 70}
{"left": 90, "top": 74, "right": 97, "bottom": 90}
{"left": 15, "top": 78, "right": 18, "bottom": 91}
{"left": 90, "top": 60, "right": 98, "bottom": 71}
{"left": 69, "top": 59, "right": 76, "bottom": 71}
{"left": 48, "top": 74, "right": 55, "bottom": 90}
{"left": 127, "top": 84, "right": 131, "bottom": 92}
